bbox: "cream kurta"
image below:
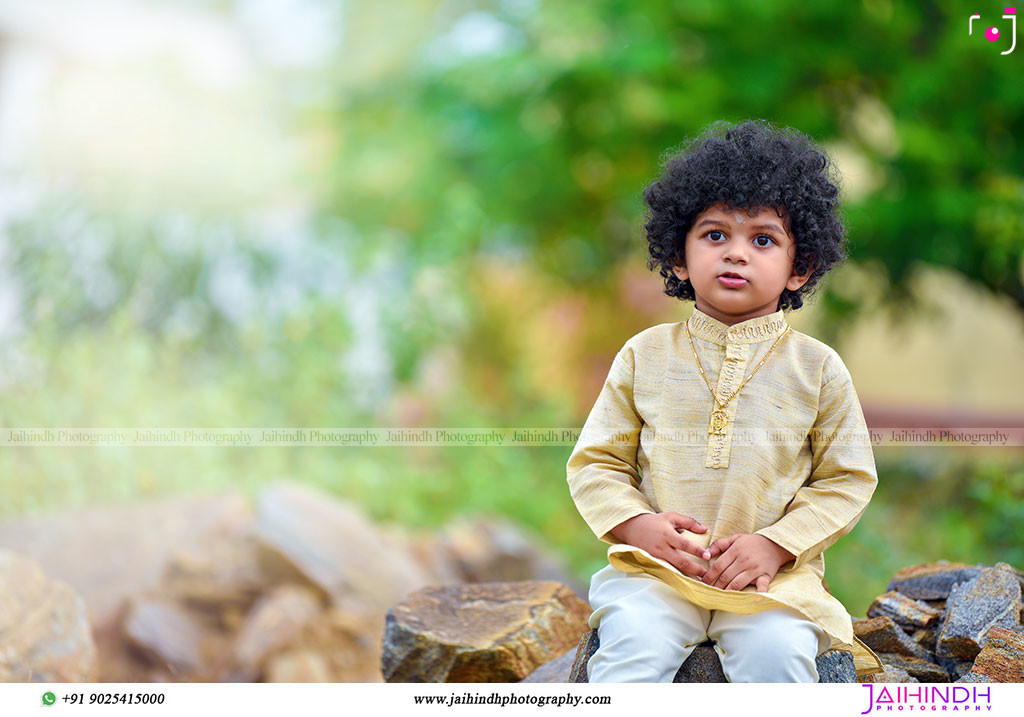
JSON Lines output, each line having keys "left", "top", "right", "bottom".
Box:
{"left": 566, "top": 308, "right": 884, "bottom": 679}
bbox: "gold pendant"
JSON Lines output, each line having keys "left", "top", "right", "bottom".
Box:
{"left": 708, "top": 408, "right": 729, "bottom": 435}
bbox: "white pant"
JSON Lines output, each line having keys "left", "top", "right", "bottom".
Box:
{"left": 587, "top": 564, "right": 832, "bottom": 683}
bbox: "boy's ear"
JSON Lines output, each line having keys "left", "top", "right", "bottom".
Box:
{"left": 786, "top": 262, "right": 816, "bottom": 291}
{"left": 672, "top": 261, "right": 688, "bottom": 282}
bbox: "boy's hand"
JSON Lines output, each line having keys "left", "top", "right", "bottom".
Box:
{"left": 609, "top": 512, "right": 711, "bottom": 579}
{"left": 701, "top": 534, "right": 795, "bottom": 592}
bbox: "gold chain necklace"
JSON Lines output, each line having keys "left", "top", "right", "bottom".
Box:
{"left": 685, "top": 320, "right": 791, "bottom": 435}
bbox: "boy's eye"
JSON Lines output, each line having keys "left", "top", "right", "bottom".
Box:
{"left": 705, "top": 230, "right": 775, "bottom": 247}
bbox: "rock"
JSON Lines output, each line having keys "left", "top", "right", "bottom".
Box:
{"left": 264, "top": 650, "right": 332, "bottom": 682}
{"left": 933, "top": 653, "right": 975, "bottom": 681}
{"left": 868, "top": 591, "right": 942, "bottom": 631}
{"left": 256, "top": 483, "right": 433, "bottom": 612}
{"left": 950, "top": 660, "right": 975, "bottom": 680}
{"left": 162, "top": 524, "right": 299, "bottom": 627}
{"left": 90, "top": 605, "right": 151, "bottom": 683}
{"left": 439, "top": 518, "right": 585, "bottom": 597}
{"left": 260, "top": 608, "right": 384, "bottom": 682}
{"left": 910, "top": 626, "right": 939, "bottom": 652}
{"left": 815, "top": 649, "right": 859, "bottom": 683}
{"left": 994, "top": 562, "right": 1024, "bottom": 595}
{"left": 389, "top": 531, "right": 465, "bottom": 587}
{"left": 232, "top": 585, "right": 323, "bottom": 677}
{"left": 875, "top": 653, "right": 950, "bottom": 683}
{"left": 383, "top": 517, "right": 587, "bottom": 598}
{"left": 955, "top": 671, "right": 993, "bottom": 683}
{"left": 0, "top": 494, "right": 251, "bottom": 625}
{"left": 872, "top": 665, "right": 919, "bottom": 683}
{"left": 0, "top": 550, "right": 97, "bottom": 682}
{"left": 381, "top": 582, "right": 590, "bottom": 682}
{"left": 936, "top": 567, "right": 1022, "bottom": 661}
{"left": 521, "top": 649, "right": 577, "bottom": 683}
{"left": 886, "top": 562, "right": 983, "bottom": 601}
{"left": 567, "top": 628, "right": 856, "bottom": 682}
{"left": 854, "top": 616, "right": 933, "bottom": 661}
{"left": 566, "top": 632, "right": 593, "bottom": 682}
{"left": 669, "top": 645, "right": 729, "bottom": 682}
{"left": 0, "top": 495, "right": 256, "bottom": 683}
{"left": 122, "top": 599, "right": 208, "bottom": 676}
{"left": 924, "top": 600, "right": 948, "bottom": 624}
{"left": 568, "top": 630, "right": 726, "bottom": 682}
{"left": 966, "top": 626, "right": 1024, "bottom": 682}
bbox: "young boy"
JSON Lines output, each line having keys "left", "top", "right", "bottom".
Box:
{"left": 566, "top": 119, "right": 883, "bottom": 682}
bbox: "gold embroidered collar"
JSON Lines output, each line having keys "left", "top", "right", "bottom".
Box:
{"left": 686, "top": 307, "right": 789, "bottom": 345}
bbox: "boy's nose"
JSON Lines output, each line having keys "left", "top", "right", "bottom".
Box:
{"left": 722, "top": 247, "right": 749, "bottom": 262}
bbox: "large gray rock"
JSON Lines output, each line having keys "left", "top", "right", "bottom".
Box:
{"left": 0, "top": 551, "right": 97, "bottom": 682}
{"left": 567, "top": 629, "right": 857, "bottom": 682}
{"left": 382, "top": 582, "right": 590, "bottom": 682}
{"left": 937, "top": 566, "right": 1022, "bottom": 661}
{"left": 256, "top": 483, "right": 433, "bottom": 612}
{"left": 886, "top": 562, "right": 984, "bottom": 601}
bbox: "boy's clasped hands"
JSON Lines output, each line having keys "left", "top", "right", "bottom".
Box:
{"left": 610, "top": 512, "right": 796, "bottom": 593}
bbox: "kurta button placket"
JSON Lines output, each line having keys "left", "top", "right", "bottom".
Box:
{"left": 705, "top": 341, "right": 750, "bottom": 468}
{"left": 685, "top": 311, "right": 791, "bottom": 470}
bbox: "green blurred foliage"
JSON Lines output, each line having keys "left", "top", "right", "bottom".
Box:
{"left": 326, "top": 0, "right": 1024, "bottom": 328}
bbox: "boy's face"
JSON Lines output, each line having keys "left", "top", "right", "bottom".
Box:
{"left": 672, "top": 202, "right": 813, "bottom": 326}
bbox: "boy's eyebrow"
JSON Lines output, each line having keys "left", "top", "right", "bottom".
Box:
{"left": 693, "top": 218, "right": 788, "bottom": 235}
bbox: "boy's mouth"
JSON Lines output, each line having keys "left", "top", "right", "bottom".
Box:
{"left": 717, "top": 272, "right": 748, "bottom": 287}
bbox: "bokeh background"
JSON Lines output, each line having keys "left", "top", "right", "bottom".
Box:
{"left": 0, "top": 0, "right": 1022, "bottom": 619}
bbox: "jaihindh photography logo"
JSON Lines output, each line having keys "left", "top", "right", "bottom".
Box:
{"left": 859, "top": 684, "right": 993, "bottom": 713}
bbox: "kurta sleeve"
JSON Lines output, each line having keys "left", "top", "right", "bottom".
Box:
{"left": 755, "top": 359, "right": 878, "bottom": 571}
{"left": 567, "top": 342, "right": 655, "bottom": 544}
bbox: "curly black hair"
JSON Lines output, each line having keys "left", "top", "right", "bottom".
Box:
{"left": 643, "top": 119, "right": 848, "bottom": 311}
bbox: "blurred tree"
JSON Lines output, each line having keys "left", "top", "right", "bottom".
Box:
{"left": 323, "top": 0, "right": 1024, "bottom": 333}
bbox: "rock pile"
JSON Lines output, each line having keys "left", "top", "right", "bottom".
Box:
{"left": 0, "top": 483, "right": 578, "bottom": 682}
{"left": 382, "top": 561, "right": 1024, "bottom": 684}
{"left": 2, "top": 489, "right": 1021, "bottom": 684}
{"left": 380, "top": 580, "right": 856, "bottom": 683}
{"left": 855, "top": 561, "right": 1024, "bottom": 683}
